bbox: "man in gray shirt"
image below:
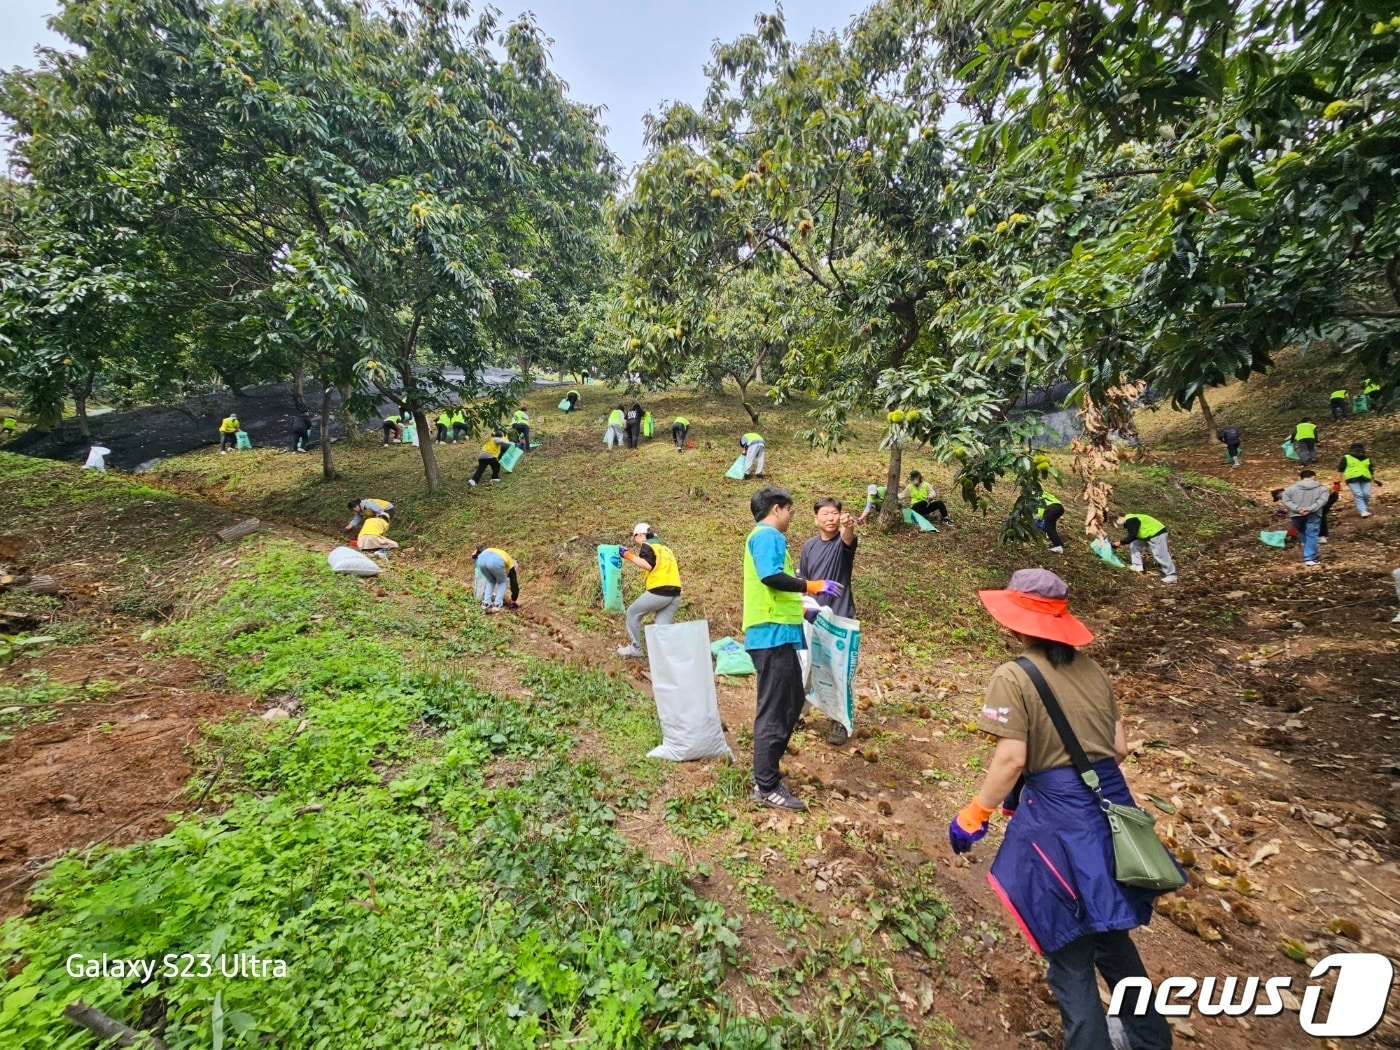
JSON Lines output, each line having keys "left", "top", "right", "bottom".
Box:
{"left": 798, "top": 497, "right": 858, "bottom": 744}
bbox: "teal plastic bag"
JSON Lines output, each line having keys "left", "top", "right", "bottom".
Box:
{"left": 902, "top": 507, "right": 938, "bottom": 532}
{"left": 235, "top": 431, "right": 252, "bottom": 450}
{"left": 1353, "top": 394, "right": 1369, "bottom": 414}
{"left": 499, "top": 444, "right": 523, "bottom": 472}
{"left": 711, "top": 637, "right": 756, "bottom": 677}
{"left": 725, "top": 455, "right": 747, "bottom": 480}
{"left": 1259, "top": 530, "right": 1288, "bottom": 548}
{"left": 1091, "top": 536, "right": 1126, "bottom": 567}
{"left": 1282, "top": 439, "right": 1299, "bottom": 460}
{"left": 558, "top": 398, "right": 571, "bottom": 411}
{"left": 597, "top": 545, "right": 624, "bottom": 612}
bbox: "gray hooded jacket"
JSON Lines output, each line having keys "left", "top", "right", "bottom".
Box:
{"left": 1281, "top": 478, "right": 1331, "bottom": 516}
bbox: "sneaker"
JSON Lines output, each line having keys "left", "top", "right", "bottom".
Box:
{"left": 827, "top": 721, "right": 850, "bottom": 747}
{"left": 220, "top": 450, "right": 227, "bottom": 455}
{"left": 751, "top": 784, "right": 807, "bottom": 811}
{"left": 1161, "top": 575, "right": 1178, "bottom": 584}
{"left": 490, "top": 603, "right": 504, "bottom": 613}
{"left": 482, "top": 604, "right": 494, "bottom": 615}
{"left": 1360, "top": 510, "right": 1373, "bottom": 518}
{"left": 1128, "top": 564, "right": 1144, "bottom": 573}
{"left": 616, "top": 643, "right": 644, "bottom": 658}
{"left": 1049, "top": 545, "right": 1065, "bottom": 555}
{"left": 1391, "top": 612, "right": 1400, "bottom": 623}
{"left": 942, "top": 519, "right": 954, "bottom": 527}
{"left": 490, "top": 478, "right": 501, "bottom": 483}
{"left": 1318, "top": 536, "right": 1328, "bottom": 544}
{"left": 468, "top": 479, "right": 477, "bottom": 487}
{"left": 504, "top": 600, "right": 519, "bottom": 610}
{"left": 1304, "top": 561, "right": 1320, "bottom": 568}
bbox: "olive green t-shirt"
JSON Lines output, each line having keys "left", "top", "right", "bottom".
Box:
{"left": 976, "top": 649, "right": 1120, "bottom": 774}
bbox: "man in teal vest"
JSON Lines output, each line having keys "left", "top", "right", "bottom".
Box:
{"left": 1113, "top": 512, "right": 1177, "bottom": 584}
{"left": 744, "top": 487, "right": 843, "bottom": 811}
{"left": 1338, "top": 442, "right": 1380, "bottom": 518}
{"left": 1290, "top": 418, "right": 1318, "bottom": 465}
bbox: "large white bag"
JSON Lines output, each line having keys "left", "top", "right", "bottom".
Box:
{"left": 805, "top": 608, "right": 860, "bottom": 733}
{"left": 83, "top": 445, "right": 112, "bottom": 472}
{"left": 327, "top": 545, "right": 384, "bottom": 576}
{"left": 645, "top": 620, "right": 732, "bottom": 761}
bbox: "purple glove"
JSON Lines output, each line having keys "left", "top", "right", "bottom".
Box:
{"left": 948, "top": 815, "right": 988, "bottom": 854}
{"left": 818, "top": 580, "right": 845, "bottom": 599}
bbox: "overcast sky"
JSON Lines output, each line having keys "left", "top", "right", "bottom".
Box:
{"left": 0, "top": 0, "right": 869, "bottom": 172}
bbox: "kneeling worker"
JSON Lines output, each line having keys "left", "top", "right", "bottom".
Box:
{"left": 345, "top": 497, "right": 394, "bottom": 534}
{"left": 617, "top": 523, "right": 682, "bottom": 658}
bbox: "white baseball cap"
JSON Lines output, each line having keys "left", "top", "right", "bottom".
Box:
{"left": 632, "top": 522, "right": 652, "bottom": 536}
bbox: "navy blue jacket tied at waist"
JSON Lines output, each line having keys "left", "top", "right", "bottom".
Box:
{"left": 987, "top": 758, "right": 1179, "bottom": 956}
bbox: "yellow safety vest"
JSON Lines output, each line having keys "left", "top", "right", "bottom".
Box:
{"left": 1331, "top": 390, "right": 1348, "bottom": 400}
{"left": 742, "top": 526, "right": 802, "bottom": 631}
{"left": 480, "top": 435, "right": 504, "bottom": 457}
{"left": 1036, "top": 491, "right": 1062, "bottom": 519}
{"left": 359, "top": 518, "right": 389, "bottom": 538}
{"left": 1342, "top": 455, "right": 1372, "bottom": 481}
{"left": 674, "top": 417, "right": 690, "bottom": 427}
{"left": 608, "top": 410, "right": 624, "bottom": 426}
{"left": 743, "top": 432, "right": 763, "bottom": 445}
{"left": 219, "top": 417, "right": 240, "bottom": 433}
{"left": 642, "top": 541, "right": 681, "bottom": 591}
{"left": 907, "top": 481, "right": 930, "bottom": 503}
{"left": 1364, "top": 380, "right": 1381, "bottom": 396}
{"left": 512, "top": 410, "right": 529, "bottom": 424}
{"left": 484, "top": 548, "right": 515, "bottom": 571}
{"left": 1124, "top": 513, "right": 1166, "bottom": 539}
{"left": 1294, "top": 422, "right": 1317, "bottom": 440}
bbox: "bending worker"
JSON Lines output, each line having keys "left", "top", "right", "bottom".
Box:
{"left": 511, "top": 408, "right": 531, "bottom": 452}
{"left": 1289, "top": 417, "right": 1318, "bottom": 465}
{"left": 345, "top": 497, "right": 394, "bottom": 534}
{"left": 471, "top": 545, "right": 519, "bottom": 612}
{"left": 218, "top": 413, "right": 241, "bottom": 454}
{"left": 606, "top": 406, "right": 625, "bottom": 449}
{"left": 1113, "top": 512, "right": 1176, "bottom": 583}
{"left": 470, "top": 431, "right": 512, "bottom": 486}
{"left": 740, "top": 431, "right": 766, "bottom": 478}
{"left": 616, "top": 523, "right": 682, "bottom": 658}
{"left": 671, "top": 416, "right": 690, "bottom": 450}
{"left": 1035, "top": 490, "right": 1065, "bottom": 554}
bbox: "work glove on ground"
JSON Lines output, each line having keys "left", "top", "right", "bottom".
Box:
{"left": 948, "top": 799, "right": 994, "bottom": 854}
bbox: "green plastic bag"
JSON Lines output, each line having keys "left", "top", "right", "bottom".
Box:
{"left": 557, "top": 397, "right": 571, "bottom": 411}
{"left": 597, "top": 545, "right": 624, "bottom": 612}
{"left": 499, "top": 444, "right": 523, "bottom": 472}
{"left": 1259, "top": 530, "right": 1288, "bottom": 548}
{"left": 1091, "top": 536, "right": 1126, "bottom": 567}
{"left": 642, "top": 412, "right": 655, "bottom": 437}
{"left": 1282, "top": 439, "right": 1299, "bottom": 460}
{"left": 1353, "top": 394, "right": 1369, "bottom": 414}
{"left": 711, "top": 637, "right": 756, "bottom": 677}
{"left": 235, "top": 430, "right": 252, "bottom": 450}
{"left": 902, "top": 507, "right": 938, "bottom": 532}
{"left": 725, "top": 455, "right": 747, "bottom": 480}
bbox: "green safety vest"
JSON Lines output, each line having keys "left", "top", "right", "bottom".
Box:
{"left": 1035, "top": 491, "right": 1062, "bottom": 519}
{"left": 2, "top": 417, "right": 16, "bottom": 431}
{"left": 608, "top": 410, "right": 625, "bottom": 426}
{"left": 1331, "top": 390, "right": 1348, "bottom": 401}
{"left": 907, "top": 481, "right": 930, "bottom": 503}
{"left": 874, "top": 486, "right": 886, "bottom": 503}
{"left": 1294, "top": 422, "right": 1317, "bottom": 440}
{"left": 1364, "top": 380, "right": 1381, "bottom": 396}
{"left": 1342, "top": 455, "right": 1372, "bottom": 481}
{"left": 742, "top": 526, "right": 802, "bottom": 632}
{"left": 1124, "top": 513, "right": 1166, "bottom": 539}
{"left": 673, "top": 417, "right": 690, "bottom": 427}
{"left": 512, "top": 410, "right": 529, "bottom": 424}
{"left": 743, "top": 432, "right": 763, "bottom": 445}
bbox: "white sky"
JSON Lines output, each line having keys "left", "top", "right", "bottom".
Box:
{"left": 0, "top": 0, "right": 870, "bottom": 172}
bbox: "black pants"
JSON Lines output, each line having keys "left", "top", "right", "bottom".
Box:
{"left": 436, "top": 423, "right": 449, "bottom": 442}
{"left": 506, "top": 567, "right": 519, "bottom": 603}
{"left": 1045, "top": 930, "right": 1171, "bottom": 1050}
{"left": 1296, "top": 437, "right": 1316, "bottom": 464}
{"left": 382, "top": 421, "right": 401, "bottom": 443}
{"left": 672, "top": 423, "right": 688, "bottom": 449}
{"left": 451, "top": 423, "right": 469, "bottom": 442}
{"left": 751, "top": 644, "right": 805, "bottom": 793}
{"left": 1225, "top": 442, "right": 1240, "bottom": 461}
{"left": 625, "top": 423, "right": 640, "bottom": 448}
{"left": 1319, "top": 491, "right": 1340, "bottom": 537}
{"left": 512, "top": 423, "right": 530, "bottom": 450}
{"left": 565, "top": 395, "right": 578, "bottom": 411}
{"left": 220, "top": 432, "right": 237, "bottom": 451}
{"left": 291, "top": 427, "right": 311, "bottom": 451}
{"left": 472, "top": 456, "right": 501, "bottom": 483}
{"left": 1331, "top": 398, "right": 1347, "bottom": 420}
{"left": 912, "top": 499, "right": 950, "bottom": 523}
{"left": 1040, "top": 502, "right": 1065, "bottom": 547}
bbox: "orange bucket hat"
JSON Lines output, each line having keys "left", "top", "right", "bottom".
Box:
{"left": 978, "top": 568, "right": 1093, "bottom": 647}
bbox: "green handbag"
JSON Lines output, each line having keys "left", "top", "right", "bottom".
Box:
{"left": 1015, "top": 657, "right": 1186, "bottom": 892}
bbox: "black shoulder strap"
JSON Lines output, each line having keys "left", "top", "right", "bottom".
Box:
{"left": 1014, "top": 656, "right": 1104, "bottom": 795}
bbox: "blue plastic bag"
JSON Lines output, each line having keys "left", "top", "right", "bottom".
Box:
{"left": 558, "top": 398, "right": 572, "bottom": 411}
{"left": 1259, "top": 530, "right": 1288, "bottom": 548}
{"left": 235, "top": 431, "right": 252, "bottom": 450}
{"left": 597, "top": 544, "right": 624, "bottom": 612}
{"left": 1282, "top": 439, "right": 1298, "bottom": 461}
{"left": 902, "top": 507, "right": 938, "bottom": 532}
{"left": 1090, "top": 536, "right": 1126, "bottom": 568}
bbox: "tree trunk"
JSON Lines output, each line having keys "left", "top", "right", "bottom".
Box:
{"left": 293, "top": 364, "right": 308, "bottom": 412}
{"left": 72, "top": 371, "right": 94, "bottom": 439}
{"left": 878, "top": 443, "right": 903, "bottom": 530}
{"left": 1197, "top": 388, "right": 1218, "bottom": 444}
{"left": 337, "top": 382, "right": 361, "bottom": 444}
{"left": 733, "top": 376, "right": 760, "bottom": 424}
{"left": 413, "top": 406, "right": 441, "bottom": 492}
{"left": 319, "top": 358, "right": 336, "bottom": 482}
